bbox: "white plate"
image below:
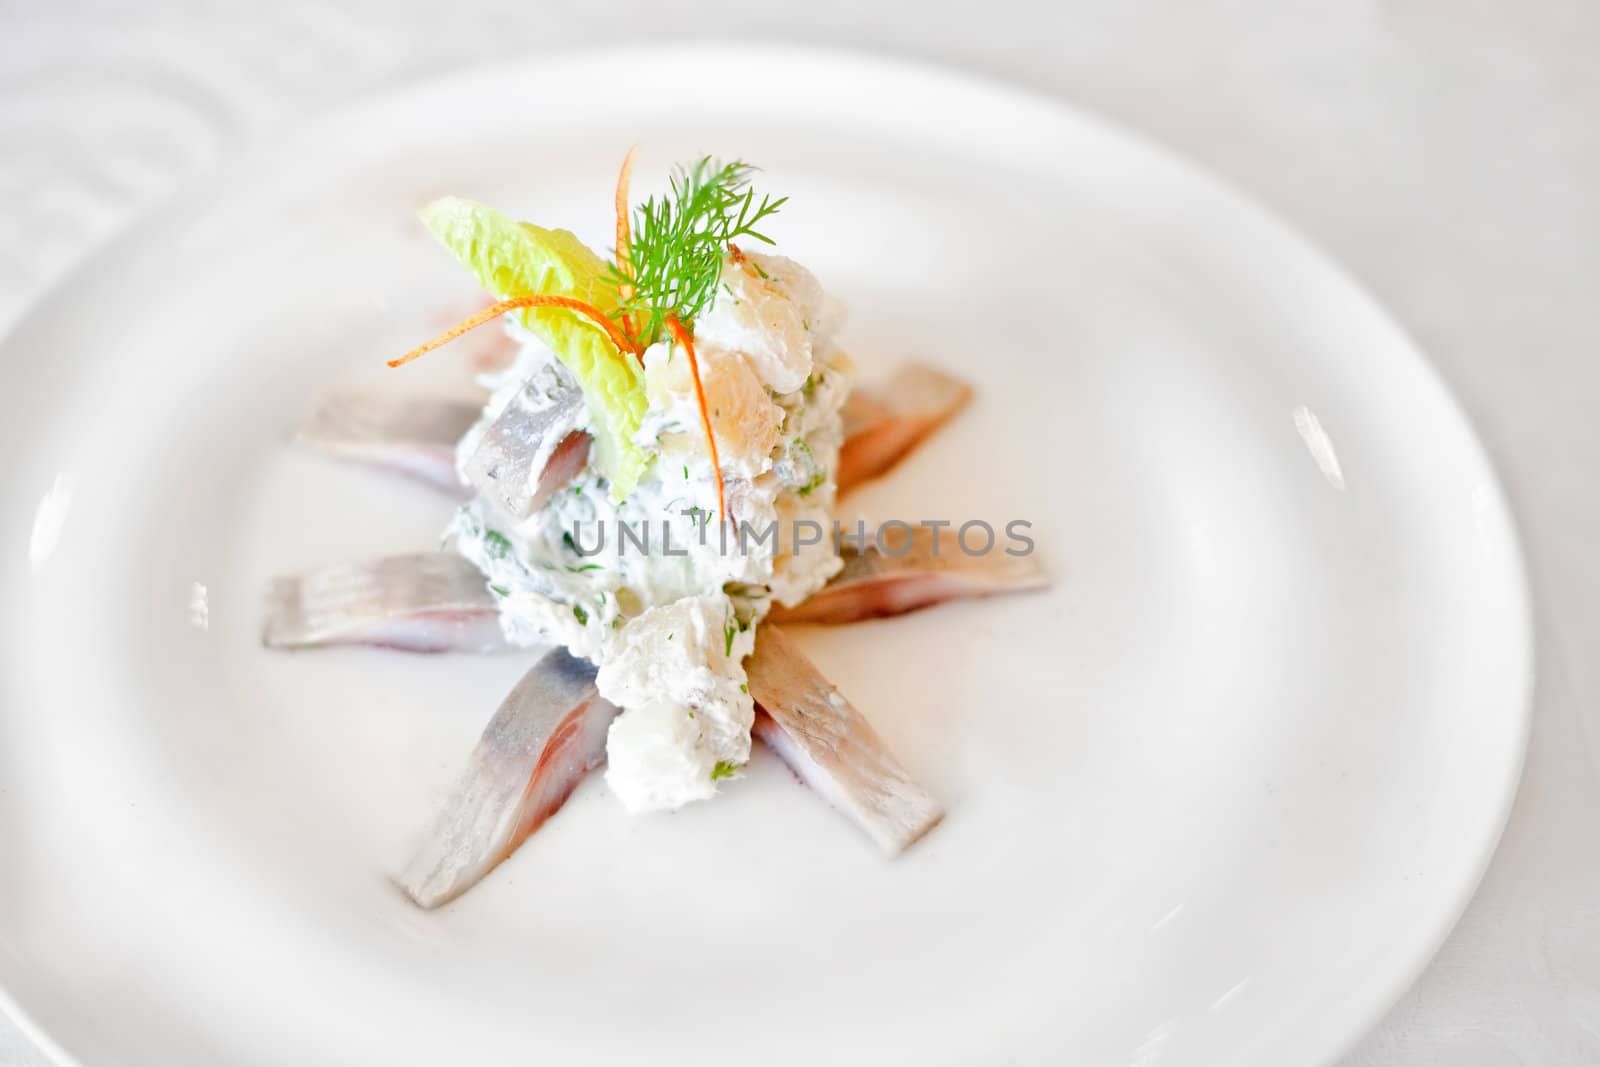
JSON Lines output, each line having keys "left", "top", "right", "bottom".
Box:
{"left": 0, "top": 46, "right": 1530, "bottom": 1067}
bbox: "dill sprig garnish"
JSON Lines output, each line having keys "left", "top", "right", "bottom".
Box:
{"left": 611, "top": 158, "right": 786, "bottom": 347}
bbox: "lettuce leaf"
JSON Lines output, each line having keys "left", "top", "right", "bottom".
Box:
{"left": 419, "top": 196, "right": 650, "bottom": 498}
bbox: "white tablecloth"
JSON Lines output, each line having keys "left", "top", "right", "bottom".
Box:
{"left": 3, "top": 2, "right": 1596, "bottom": 1063}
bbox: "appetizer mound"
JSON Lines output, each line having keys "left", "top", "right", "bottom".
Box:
{"left": 452, "top": 251, "right": 851, "bottom": 812}
{"left": 408, "top": 160, "right": 851, "bottom": 812}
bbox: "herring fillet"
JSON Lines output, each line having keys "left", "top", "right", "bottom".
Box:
{"left": 768, "top": 525, "right": 1049, "bottom": 625}
{"left": 837, "top": 363, "right": 973, "bottom": 494}
{"left": 294, "top": 392, "right": 480, "bottom": 494}
{"left": 399, "top": 649, "right": 618, "bottom": 908}
{"left": 262, "top": 552, "right": 509, "bottom": 653}
{"left": 462, "top": 379, "right": 588, "bottom": 519}
{"left": 747, "top": 626, "right": 943, "bottom": 854}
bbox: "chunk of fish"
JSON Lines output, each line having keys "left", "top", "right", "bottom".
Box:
{"left": 263, "top": 552, "right": 510, "bottom": 653}
{"left": 399, "top": 649, "right": 618, "bottom": 908}
{"left": 294, "top": 393, "right": 480, "bottom": 494}
{"left": 837, "top": 363, "right": 973, "bottom": 493}
{"left": 768, "top": 525, "right": 1048, "bottom": 625}
{"left": 747, "top": 626, "right": 943, "bottom": 854}
{"left": 462, "top": 378, "right": 589, "bottom": 519}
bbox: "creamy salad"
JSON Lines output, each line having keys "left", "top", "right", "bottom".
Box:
{"left": 429, "top": 177, "right": 853, "bottom": 813}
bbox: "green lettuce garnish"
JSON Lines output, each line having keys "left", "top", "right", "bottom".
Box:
{"left": 419, "top": 196, "right": 651, "bottom": 498}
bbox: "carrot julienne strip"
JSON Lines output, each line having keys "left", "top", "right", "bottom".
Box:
{"left": 614, "top": 146, "right": 639, "bottom": 346}
{"left": 387, "top": 295, "right": 640, "bottom": 369}
{"left": 664, "top": 315, "right": 727, "bottom": 524}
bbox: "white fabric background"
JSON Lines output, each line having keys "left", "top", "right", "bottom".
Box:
{"left": 2, "top": 1, "right": 1596, "bottom": 1063}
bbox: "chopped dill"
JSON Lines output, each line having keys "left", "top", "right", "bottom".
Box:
{"left": 488, "top": 584, "right": 510, "bottom": 597}
{"left": 483, "top": 530, "right": 513, "bottom": 559}
{"left": 572, "top": 604, "right": 589, "bottom": 625}
{"left": 710, "top": 760, "right": 741, "bottom": 781}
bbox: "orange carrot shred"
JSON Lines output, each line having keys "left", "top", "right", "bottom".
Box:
{"left": 387, "top": 294, "right": 639, "bottom": 368}
{"left": 615, "top": 145, "right": 638, "bottom": 284}
{"left": 614, "top": 146, "right": 639, "bottom": 347}
{"left": 664, "top": 316, "right": 727, "bottom": 524}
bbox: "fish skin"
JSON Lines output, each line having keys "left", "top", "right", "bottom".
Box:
{"left": 767, "top": 525, "right": 1049, "bottom": 625}
{"left": 746, "top": 626, "right": 943, "bottom": 854}
{"left": 836, "top": 363, "right": 972, "bottom": 494}
{"left": 262, "top": 552, "right": 511, "bottom": 654}
{"left": 294, "top": 392, "right": 480, "bottom": 495}
{"left": 462, "top": 378, "right": 589, "bottom": 519}
{"left": 398, "top": 649, "right": 618, "bottom": 908}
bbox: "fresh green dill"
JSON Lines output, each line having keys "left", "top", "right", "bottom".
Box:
{"left": 750, "top": 261, "right": 770, "bottom": 280}
{"left": 724, "top": 616, "right": 737, "bottom": 657}
{"left": 610, "top": 157, "right": 785, "bottom": 346}
{"left": 798, "top": 469, "right": 827, "bottom": 496}
{"left": 739, "top": 683, "right": 748, "bottom": 694}
{"left": 721, "top": 283, "right": 739, "bottom": 305}
{"left": 483, "top": 530, "right": 513, "bottom": 559}
{"left": 683, "top": 464, "right": 690, "bottom": 479}
{"left": 572, "top": 604, "right": 589, "bottom": 625}
{"left": 566, "top": 563, "right": 603, "bottom": 573}
{"left": 489, "top": 584, "right": 510, "bottom": 597}
{"left": 562, "top": 531, "right": 578, "bottom": 554}
{"left": 710, "top": 760, "right": 741, "bottom": 781}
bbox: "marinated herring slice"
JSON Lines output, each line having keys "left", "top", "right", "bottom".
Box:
{"left": 837, "top": 363, "right": 972, "bottom": 493}
{"left": 398, "top": 649, "right": 617, "bottom": 908}
{"left": 747, "top": 626, "right": 943, "bottom": 854}
{"left": 294, "top": 392, "right": 480, "bottom": 495}
{"left": 263, "top": 552, "right": 508, "bottom": 654}
{"left": 461, "top": 375, "right": 590, "bottom": 519}
{"left": 769, "top": 525, "right": 1049, "bottom": 625}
